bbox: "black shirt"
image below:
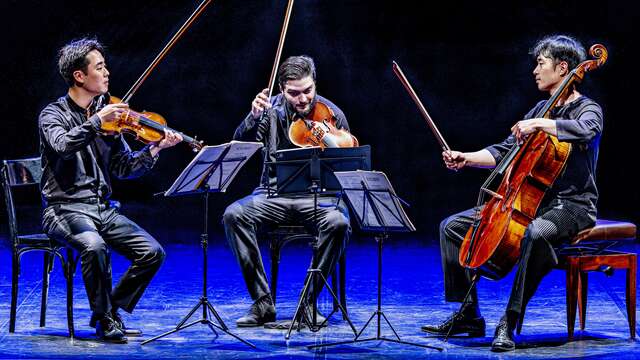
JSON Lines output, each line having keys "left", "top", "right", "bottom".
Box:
{"left": 38, "top": 94, "right": 157, "bottom": 205}
{"left": 233, "top": 94, "right": 350, "bottom": 188}
{"left": 485, "top": 95, "right": 603, "bottom": 221}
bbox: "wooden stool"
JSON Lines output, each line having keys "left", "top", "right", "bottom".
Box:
{"left": 559, "top": 219, "right": 637, "bottom": 340}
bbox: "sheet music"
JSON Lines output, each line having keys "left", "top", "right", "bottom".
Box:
{"left": 334, "top": 170, "right": 415, "bottom": 232}
{"left": 164, "top": 141, "right": 262, "bottom": 196}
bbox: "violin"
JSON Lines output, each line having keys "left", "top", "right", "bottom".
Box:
{"left": 288, "top": 100, "right": 359, "bottom": 149}
{"left": 100, "top": 95, "right": 203, "bottom": 151}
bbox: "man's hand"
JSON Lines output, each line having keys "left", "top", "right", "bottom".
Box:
{"left": 97, "top": 103, "right": 129, "bottom": 125}
{"left": 150, "top": 129, "right": 183, "bottom": 156}
{"left": 511, "top": 119, "right": 542, "bottom": 143}
{"left": 443, "top": 150, "right": 467, "bottom": 171}
{"left": 250, "top": 88, "right": 271, "bottom": 119}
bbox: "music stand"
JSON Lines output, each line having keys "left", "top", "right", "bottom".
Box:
{"left": 308, "top": 170, "right": 442, "bottom": 351}
{"left": 266, "top": 146, "right": 370, "bottom": 340}
{"left": 141, "top": 141, "right": 262, "bottom": 347}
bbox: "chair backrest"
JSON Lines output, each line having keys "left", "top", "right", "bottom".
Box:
{"left": 1, "top": 157, "right": 43, "bottom": 247}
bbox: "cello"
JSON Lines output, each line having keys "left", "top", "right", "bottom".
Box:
{"left": 458, "top": 44, "right": 608, "bottom": 279}
{"left": 394, "top": 45, "right": 608, "bottom": 279}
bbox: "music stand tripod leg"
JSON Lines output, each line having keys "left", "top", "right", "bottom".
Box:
{"left": 308, "top": 234, "right": 443, "bottom": 351}
{"left": 142, "top": 190, "right": 255, "bottom": 348}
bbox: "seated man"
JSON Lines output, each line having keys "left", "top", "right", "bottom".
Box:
{"left": 421, "top": 35, "right": 603, "bottom": 352}
{"left": 223, "top": 55, "right": 352, "bottom": 327}
{"left": 39, "top": 38, "right": 182, "bottom": 342}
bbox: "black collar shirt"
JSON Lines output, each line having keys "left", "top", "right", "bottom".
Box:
{"left": 38, "top": 94, "right": 158, "bottom": 205}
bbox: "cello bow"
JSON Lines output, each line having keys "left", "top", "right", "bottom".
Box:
{"left": 392, "top": 61, "right": 451, "bottom": 152}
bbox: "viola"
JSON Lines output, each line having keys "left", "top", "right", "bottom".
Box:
{"left": 100, "top": 96, "right": 203, "bottom": 151}
{"left": 288, "top": 100, "right": 359, "bottom": 149}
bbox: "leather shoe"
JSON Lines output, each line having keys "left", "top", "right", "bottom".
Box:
{"left": 421, "top": 312, "right": 485, "bottom": 337}
{"left": 237, "top": 295, "right": 276, "bottom": 327}
{"left": 96, "top": 316, "right": 127, "bottom": 343}
{"left": 111, "top": 310, "right": 142, "bottom": 336}
{"left": 90, "top": 310, "right": 142, "bottom": 337}
{"left": 491, "top": 314, "right": 516, "bottom": 352}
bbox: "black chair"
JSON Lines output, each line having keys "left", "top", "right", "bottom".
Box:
{"left": 2, "top": 157, "right": 78, "bottom": 337}
{"left": 268, "top": 225, "right": 348, "bottom": 318}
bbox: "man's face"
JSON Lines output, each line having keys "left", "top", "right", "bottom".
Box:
{"left": 281, "top": 75, "right": 316, "bottom": 116}
{"left": 74, "top": 49, "right": 109, "bottom": 95}
{"left": 533, "top": 54, "right": 566, "bottom": 93}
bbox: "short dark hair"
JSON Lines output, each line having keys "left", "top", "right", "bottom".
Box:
{"left": 530, "top": 35, "right": 586, "bottom": 71}
{"left": 57, "top": 38, "right": 105, "bottom": 87}
{"left": 277, "top": 55, "right": 316, "bottom": 89}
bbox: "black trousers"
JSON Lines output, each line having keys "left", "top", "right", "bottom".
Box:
{"left": 440, "top": 202, "right": 593, "bottom": 317}
{"left": 223, "top": 188, "right": 350, "bottom": 302}
{"left": 42, "top": 200, "right": 165, "bottom": 321}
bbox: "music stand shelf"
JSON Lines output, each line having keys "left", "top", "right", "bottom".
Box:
{"left": 308, "top": 170, "right": 442, "bottom": 352}
{"left": 141, "top": 141, "right": 262, "bottom": 348}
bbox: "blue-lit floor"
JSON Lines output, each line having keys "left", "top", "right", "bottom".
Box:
{"left": 0, "top": 236, "right": 638, "bottom": 359}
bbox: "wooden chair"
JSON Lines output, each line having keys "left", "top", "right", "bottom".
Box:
{"left": 557, "top": 219, "right": 637, "bottom": 340}
{"left": 268, "top": 225, "right": 347, "bottom": 317}
{"left": 2, "top": 157, "right": 78, "bottom": 337}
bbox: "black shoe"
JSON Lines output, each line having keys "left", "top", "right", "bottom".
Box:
{"left": 96, "top": 316, "right": 127, "bottom": 343}
{"left": 491, "top": 314, "right": 516, "bottom": 352}
{"left": 263, "top": 305, "right": 326, "bottom": 330}
{"left": 111, "top": 310, "right": 143, "bottom": 337}
{"left": 237, "top": 295, "right": 276, "bottom": 327}
{"left": 421, "top": 312, "right": 486, "bottom": 337}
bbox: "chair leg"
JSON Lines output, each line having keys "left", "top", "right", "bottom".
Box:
{"left": 566, "top": 259, "right": 579, "bottom": 341}
{"left": 578, "top": 271, "right": 588, "bottom": 331}
{"left": 9, "top": 252, "right": 19, "bottom": 333}
{"left": 66, "top": 249, "right": 76, "bottom": 338}
{"left": 270, "top": 243, "right": 281, "bottom": 306}
{"left": 40, "top": 252, "right": 52, "bottom": 327}
{"left": 339, "top": 252, "right": 347, "bottom": 319}
{"left": 331, "top": 266, "right": 339, "bottom": 312}
{"left": 626, "top": 255, "right": 637, "bottom": 339}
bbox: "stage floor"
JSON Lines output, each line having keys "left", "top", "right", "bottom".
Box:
{"left": 0, "top": 237, "right": 638, "bottom": 359}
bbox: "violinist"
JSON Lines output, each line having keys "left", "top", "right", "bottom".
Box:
{"left": 39, "top": 38, "right": 182, "bottom": 343}
{"left": 223, "top": 55, "right": 351, "bottom": 328}
{"left": 421, "top": 35, "right": 603, "bottom": 352}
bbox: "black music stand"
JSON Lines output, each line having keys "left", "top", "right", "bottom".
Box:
{"left": 141, "top": 141, "right": 262, "bottom": 347}
{"left": 266, "top": 146, "right": 371, "bottom": 340}
{"left": 308, "top": 170, "right": 442, "bottom": 351}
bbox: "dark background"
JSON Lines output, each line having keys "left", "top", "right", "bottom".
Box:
{"left": 1, "top": 0, "right": 637, "bottom": 243}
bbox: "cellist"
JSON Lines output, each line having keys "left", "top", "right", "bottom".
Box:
{"left": 421, "top": 35, "right": 603, "bottom": 352}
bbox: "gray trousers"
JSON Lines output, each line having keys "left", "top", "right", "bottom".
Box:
{"left": 440, "top": 202, "right": 593, "bottom": 316}
{"left": 42, "top": 200, "right": 165, "bottom": 320}
{"left": 223, "top": 189, "right": 350, "bottom": 301}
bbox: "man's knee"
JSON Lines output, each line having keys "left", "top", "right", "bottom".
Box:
{"left": 325, "top": 211, "right": 350, "bottom": 234}
{"left": 149, "top": 242, "right": 166, "bottom": 265}
{"left": 223, "top": 203, "right": 244, "bottom": 227}
{"left": 76, "top": 232, "right": 108, "bottom": 258}
{"left": 521, "top": 224, "right": 551, "bottom": 250}
{"left": 440, "top": 216, "right": 459, "bottom": 242}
